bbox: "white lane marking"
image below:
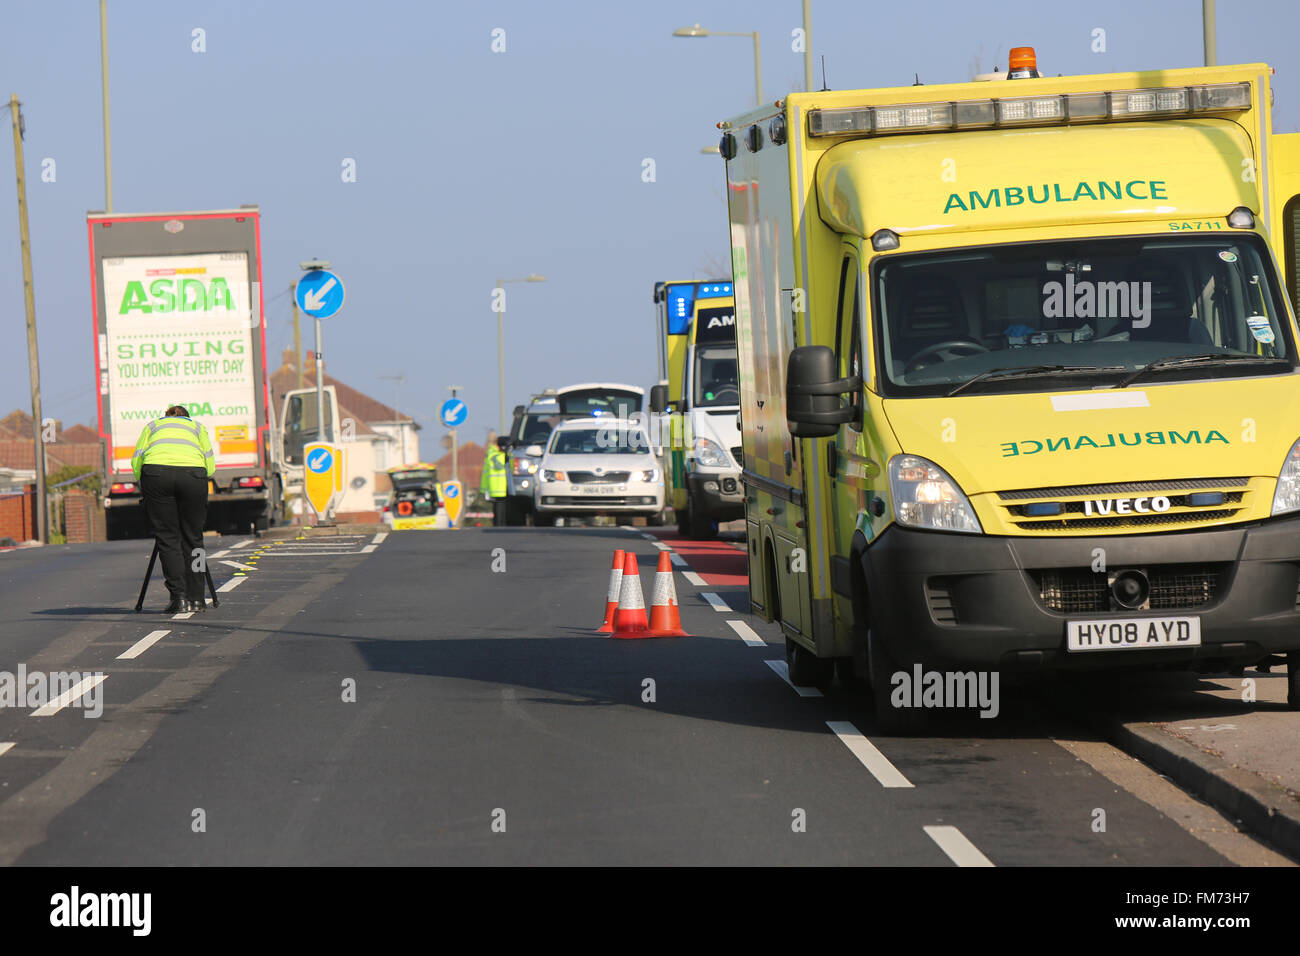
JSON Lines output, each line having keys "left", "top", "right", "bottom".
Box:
{"left": 219, "top": 559, "right": 256, "bottom": 571}
{"left": 31, "top": 675, "right": 108, "bottom": 717}
{"left": 639, "top": 533, "right": 658, "bottom": 541}
{"left": 825, "top": 720, "right": 914, "bottom": 788}
{"left": 701, "top": 592, "right": 731, "bottom": 612}
{"left": 361, "top": 544, "right": 377, "bottom": 552}
{"left": 208, "top": 549, "right": 230, "bottom": 559}
{"left": 924, "top": 825, "right": 995, "bottom": 867}
{"left": 226, "top": 538, "right": 255, "bottom": 550}
{"left": 371, "top": 531, "right": 388, "bottom": 544}
{"left": 726, "top": 620, "right": 767, "bottom": 647}
{"left": 651, "top": 541, "right": 670, "bottom": 551}
{"left": 0, "top": 742, "right": 13, "bottom": 758}
{"left": 669, "top": 552, "right": 688, "bottom": 568}
{"left": 257, "top": 549, "right": 373, "bottom": 556}
{"left": 118, "top": 629, "right": 170, "bottom": 660}
{"left": 682, "top": 570, "right": 707, "bottom": 587}
{"left": 765, "top": 660, "right": 824, "bottom": 697}
{"left": 1050, "top": 391, "right": 1148, "bottom": 412}
{"left": 216, "top": 576, "right": 245, "bottom": 593}
{"left": 171, "top": 610, "right": 194, "bottom": 620}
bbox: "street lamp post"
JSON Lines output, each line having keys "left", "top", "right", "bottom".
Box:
{"left": 673, "top": 23, "right": 762, "bottom": 106}
{"left": 494, "top": 274, "right": 546, "bottom": 434}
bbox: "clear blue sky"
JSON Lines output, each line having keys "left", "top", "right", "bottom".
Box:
{"left": 2, "top": 0, "right": 1298, "bottom": 449}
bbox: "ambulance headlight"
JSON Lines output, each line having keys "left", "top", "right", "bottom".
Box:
{"left": 888, "top": 455, "right": 982, "bottom": 533}
{"left": 694, "top": 438, "right": 730, "bottom": 468}
{"left": 1270, "top": 438, "right": 1300, "bottom": 515}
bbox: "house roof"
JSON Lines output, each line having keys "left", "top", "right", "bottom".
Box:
{"left": 270, "top": 350, "right": 413, "bottom": 438}
{"left": 60, "top": 424, "right": 99, "bottom": 443}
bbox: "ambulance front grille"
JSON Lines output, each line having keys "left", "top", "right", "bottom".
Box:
{"left": 1032, "top": 565, "right": 1224, "bottom": 613}
{"left": 996, "top": 477, "right": 1251, "bottom": 532}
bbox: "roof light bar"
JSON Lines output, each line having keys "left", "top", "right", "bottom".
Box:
{"left": 806, "top": 81, "right": 1251, "bottom": 138}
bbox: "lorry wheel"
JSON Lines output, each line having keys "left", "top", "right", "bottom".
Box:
{"left": 787, "top": 638, "right": 834, "bottom": 689}
{"left": 1289, "top": 652, "right": 1300, "bottom": 711}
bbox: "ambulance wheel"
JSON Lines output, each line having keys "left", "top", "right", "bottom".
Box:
{"left": 1288, "top": 652, "right": 1300, "bottom": 711}
{"left": 686, "top": 499, "right": 717, "bottom": 539}
{"left": 868, "top": 625, "right": 924, "bottom": 735}
{"left": 787, "top": 638, "right": 834, "bottom": 689}
{"left": 676, "top": 504, "right": 690, "bottom": 536}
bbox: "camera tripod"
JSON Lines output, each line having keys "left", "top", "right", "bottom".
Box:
{"left": 134, "top": 539, "right": 220, "bottom": 612}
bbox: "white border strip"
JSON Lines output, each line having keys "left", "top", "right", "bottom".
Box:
{"left": 118, "top": 629, "right": 170, "bottom": 660}
{"left": 31, "top": 675, "right": 108, "bottom": 717}
{"left": 726, "top": 620, "right": 767, "bottom": 647}
{"left": 701, "top": 592, "right": 731, "bottom": 612}
{"left": 669, "top": 552, "right": 688, "bottom": 568}
{"left": 216, "top": 576, "right": 245, "bottom": 593}
{"left": 682, "top": 570, "right": 707, "bottom": 587}
{"left": 371, "top": 531, "right": 388, "bottom": 544}
{"left": 0, "top": 742, "right": 14, "bottom": 758}
{"left": 825, "top": 721, "right": 914, "bottom": 788}
{"left": 923, "top": 825, "right": 994, "bottom": 866}
{"left": 765, "top": 660, "right": 824, "bottom": 697}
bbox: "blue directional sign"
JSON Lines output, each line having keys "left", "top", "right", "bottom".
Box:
{"left": 296, "top": 269, "right": 346, "bottom": 319}
{"left": 444, "top": 483, "right": 460, "bottom": 499}
{"left": 306, "top": 446, "right": 334, "bottom": 473}
{"left": 440, "top": 398, "right": 468, "bottom": 428}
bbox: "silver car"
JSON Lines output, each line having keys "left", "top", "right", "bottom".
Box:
{"left": 533, "top": 419, "right": 665, "bottom": 525}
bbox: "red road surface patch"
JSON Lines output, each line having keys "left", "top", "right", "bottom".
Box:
{"left": 645, "top": 530, "right": 747, "bottom": 587}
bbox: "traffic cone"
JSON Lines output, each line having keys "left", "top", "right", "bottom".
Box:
{"left": 610, "top": 552, "right": 650, "bottom": 639}
{"left": 646, "top": 550, "right": 689, "bottom": 637}
{"left": 596, "top": 549, "right": 625, "bottom": 633}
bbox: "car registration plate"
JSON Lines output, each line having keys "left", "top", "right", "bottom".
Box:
{"left": 1066, "top": 616, "right": 1201, "bottom": 652}
{"left": 577, "top": 484, "right": 619, "bottom": 495}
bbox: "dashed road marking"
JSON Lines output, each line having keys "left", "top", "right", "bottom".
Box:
{"left": 826, "top": 720, "right": 914, "bottom": 789}
{"left": 216, "top": 577, "right": 245, "bottom": 593}
{"left": 219, "top": 559, "right": 257, "bottom": 572}
{"left": 361, "top": 544, "right": 377, "bottom": 553}
{"left": 371, "top": 531, "right": 388, "bottom": 544}
{"left": 682, "top": 570, "right": 707, "bottom": 587}
{"left": 765, "top": 660, "right": 824, "bottom": 697}
{"left": 171, "top": 610, "right": 194, "bottom": 620}
{"left": 0, "top": 742, "right": 13, "bottom": 758}
{"left": 118, "top": 629, "right": 170, "bottom": 661}
{"left": 725, "top": 620, "right": 767, "bottom": 647}
{"left": 923, "top": 825, "right": 994, "bottom": 867}
{"left": 669, "top": 552, "right": 688, "bottom": 568}
{"left": 651, "top": 540, "right": 671, "bottom": 551}
{"left": 31, "top": 675, "right": 108, "bottom": 717}
{"left": 701, "top": 592, "right": 731, "bottom": 612}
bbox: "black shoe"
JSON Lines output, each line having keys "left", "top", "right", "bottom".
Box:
{"left": 188, "top": 599, "right": 207, "bottom": 612}
{"left": 164, "top": 598, "right": 185, "bottom": 614}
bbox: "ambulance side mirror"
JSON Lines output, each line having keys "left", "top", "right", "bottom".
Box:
{"left": 649, "top": 384, "right": 669, "bottom": 414}
{"left": 785, "top": 345, "right": 862, "bottom": 438}
{"left": 524, "top": 444, "right": 544, "bottom": 457}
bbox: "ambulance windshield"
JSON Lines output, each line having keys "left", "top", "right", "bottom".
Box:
{"left": 874, "top": 235, "right": 1295, "bottom": 396}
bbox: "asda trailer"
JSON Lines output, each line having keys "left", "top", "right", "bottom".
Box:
{"left": 88, "top": 208, "right": 282, "bottom": 538}
{"left": 721, "top": 51, "right": 1300, "bottom": 725}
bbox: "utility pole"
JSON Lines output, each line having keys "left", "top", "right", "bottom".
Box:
{"left": 291, "top": 282, "right": 303, "bottom": 388}
{"left": 449, "top": 385, "right": 462, "bottom": 484}
{"left": 99, "top": 0, "right": 113, "bottom": 211}
{"left": 802, "top": 0, "right": 813, "bottom": 94}
{"left": 10, "top": 95, "right": 46, "bottom": 543}
{"left": 1202, "top": 0, "right": 1217, "bottom": 67}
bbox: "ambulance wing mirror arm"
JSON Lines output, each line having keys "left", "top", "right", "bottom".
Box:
{"left": 785, "top": 345, "right": 862, "bottom": 438}
{"left": 649, "top": 384, "right": 670, "bottom": 414}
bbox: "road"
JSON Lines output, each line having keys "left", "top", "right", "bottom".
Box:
{"left": 0, "top": 526, "right": 1290, "bottom": 866}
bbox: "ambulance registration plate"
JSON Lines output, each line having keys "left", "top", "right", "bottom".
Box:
{"left": 1066, "top": 616, "right": 1200, "bottom": 652}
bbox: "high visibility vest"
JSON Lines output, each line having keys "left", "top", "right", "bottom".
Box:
{"left": 131, "top": 416, "right": 216, "bottom": 482}
{"left": 481, "top": 447, "right": 507, "bottom": 498}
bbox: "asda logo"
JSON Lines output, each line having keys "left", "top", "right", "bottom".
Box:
{"left": 1001, "top": 429, "right": 1228, "bottom": 457}
{"left": 118, "top": 278, "right": 237, "bottom": 315}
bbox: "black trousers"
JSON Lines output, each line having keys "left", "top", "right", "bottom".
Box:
{"left": 492, "top": 498, "right": 505, "bottom": 527}
{"left": 140, "top": 464, "right": 209, "bottom": 602}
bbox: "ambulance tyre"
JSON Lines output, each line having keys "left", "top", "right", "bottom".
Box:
{"left": 868, "top": 625, "right": 925, "bottom": 734}
{"left": 1288, "top": 651, "right": 1300, "bottom": 711}
{"left": 685, "top": 498, "right": 717, "bottom": 540}
{"left": 787, "top": 638, "right": 834, "bottom": 689}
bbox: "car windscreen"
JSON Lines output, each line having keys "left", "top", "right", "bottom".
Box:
{"left": 694, "top": 345, "right": 739, "bottom": 407}
{"left": 873, "top": 235, "right": 1295, "bottom": 396}
{"left": 556, "top": 388, "right": 642, "bottom": 418}
{"left": 548, "top": 428, "right": 651, "bottom": 455}
{"left": 515, "top": 412, "right": 561, "bottom": 445}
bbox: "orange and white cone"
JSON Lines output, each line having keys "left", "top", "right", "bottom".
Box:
{"left": 610, "top": 552, "right": 650, "bottom": 639}
{"left": 596, "top": 549, "right": 625, "bottom": 633}
{"left": 646, "top": 550, "right": 689, "bottom": 637}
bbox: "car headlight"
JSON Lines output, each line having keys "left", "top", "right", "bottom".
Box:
{"left": 634, "top": 468, "right": 659, "bottom": 482}
{"left": 694, "top": 438, "right": 729, "bottom": 468}
{"left": 888, "top": 455, "right": 982, "bottom": 534}
{"left": 1271, "top": 438, "right": 1300, "bottom": 515}
{"left": 543, "top": 469, "right": 566, "bottom": 482}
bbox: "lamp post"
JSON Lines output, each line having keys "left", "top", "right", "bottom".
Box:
{"left": 673, "top": 23, "right": 762, "bottom": 106}
{"left": 494, "top": 274, "right": 546, "bottom": 433}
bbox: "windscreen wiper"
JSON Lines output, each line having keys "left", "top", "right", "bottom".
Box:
{"left": 1116, "top": 353, "right": 1291, "bottom": 389}
{"left": 947, "top": 365, "right": 1122, "bottom": 397}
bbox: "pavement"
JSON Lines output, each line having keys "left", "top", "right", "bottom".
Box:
{"left": 0, "top": 524, "right": 1294, "bottom": 866}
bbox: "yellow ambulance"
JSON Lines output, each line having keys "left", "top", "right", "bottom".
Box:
{"left": 721, "top": 49, "right": 1300, "bottom": 724}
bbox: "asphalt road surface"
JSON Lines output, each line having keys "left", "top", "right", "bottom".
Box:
{"left": 0, "top": 527, "right": 1289, "bottom": 866}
